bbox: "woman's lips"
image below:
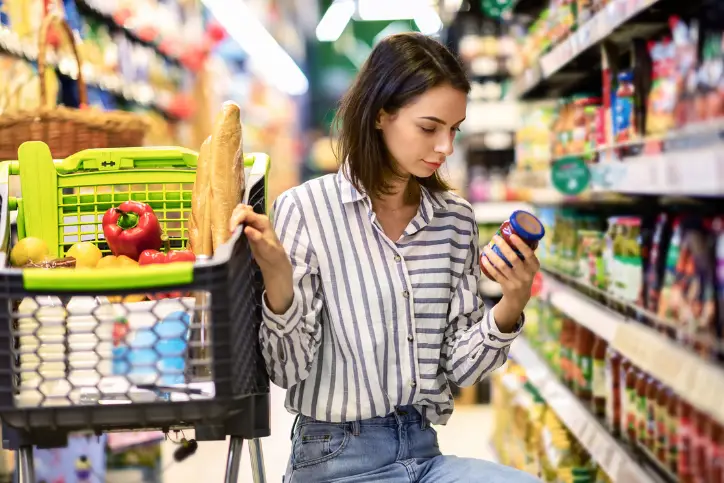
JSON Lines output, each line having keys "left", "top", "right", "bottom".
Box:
{"left": 423, "top": 160, "right": 443, "bottom": 170}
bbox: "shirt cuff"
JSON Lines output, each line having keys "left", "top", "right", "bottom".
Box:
{"left": 261, "top": 290, "right": 300, "bottom": 336}
{"left": 479, "top": 307, "right": 525, "bottom": 349}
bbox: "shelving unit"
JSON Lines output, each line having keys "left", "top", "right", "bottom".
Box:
{"left": 514, "top": 0, "right": 673, "bottom": 99}
{"left": 509, "top": 337, "right": 662, "bottom": 483}
{"left": 542, "top": 268, "right": 724, "bottom": 429}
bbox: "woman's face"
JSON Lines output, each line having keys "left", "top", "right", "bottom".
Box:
{"left": 377, "top": 83, "right": 467, "bottom": 180}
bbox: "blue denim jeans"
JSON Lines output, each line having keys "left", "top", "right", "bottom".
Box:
{"left": 283, "top": 406, "right": 540, "bottom": 482}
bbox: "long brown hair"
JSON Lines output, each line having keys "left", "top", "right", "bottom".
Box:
{"left": 333, "top": 32, "right": 470, "bottom": 199}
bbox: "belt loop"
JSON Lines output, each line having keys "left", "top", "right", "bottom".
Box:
{"left": 290, "top": 413, "right": 301, "bottom": 440}
{"left": 420, "top": 407, "right": 428, "bottom": 430}
{"left": 350, "top": 420, "right": 360, "bottom": 436}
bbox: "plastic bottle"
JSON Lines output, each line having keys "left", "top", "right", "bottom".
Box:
{"left": 573, "top": 326, "right": 595, "bottom": 402}
{"left": 591, "top": 336, "right": 607, "bottom": 417}
{"left": 635, "top": 370, "right": 649, "bottom": 448}
{"left": 679, "top": 401, "right": 693, "bottom": 482}
{"left": 645, "top": 376, "right": 658, "bottom": 451}
{"left": 655, "top": 381, "right": 669, "bottom": 464}
{"left": 619, "top": 358, "right": 634, "bottom": 441}
{"left": 560, "top": 318, "right": 576, "bottom": 388}
{"left": 667, "top": 390, "right": 679, "bottom": 473}
{"left": 605, "top": 348, "right": 622, "bottom": 436}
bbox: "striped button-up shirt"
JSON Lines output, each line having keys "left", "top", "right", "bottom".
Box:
{"left": 259, "top": 170, "right": 524, "bottom": 425}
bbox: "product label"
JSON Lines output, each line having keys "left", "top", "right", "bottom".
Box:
{"left": 647, "top": 398, "right": 657, "bottom": 446}
{"left": 656, "top": 404, "right": 668, "bottom": 454}
{"left": 678, "top": 419, "right": 691, "bottom": 474}
{"left": 638, "top": 395, "right": 648, "bottom": 442}
{"left": 668, "top": 414, "right": 679, "bottom": 467}
{"left": 625, "top": 388, "right": 637, "bottom": 436}
{"left": 592, "top": 359, "right": 606, "bottom": 398}
{"left": 580, "top": 355, "right": 593, "bottom": 392}
{"left": 605, "top": 361, "right": 617, "bottom": 432}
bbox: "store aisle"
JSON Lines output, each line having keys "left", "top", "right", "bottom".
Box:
{"left": 161, "top": 385, "right": 497, "bottom": 482}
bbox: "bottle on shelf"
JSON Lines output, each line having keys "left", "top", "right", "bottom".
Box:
{"left": 635, "top": 369, "right": 649, "bottom": 448}
{"left": 655, "top": 380, "right": 669, "bottom": 464}
{"left": 667, "top": 389, "right": 679, "bottom": 474}
{"left": 605, "top": 347, "right": 622, "bottom": 437}
{"left": 591, "top": 336, "right": 607, "bottom": 418}
{"left": 645, "top": 376, "right": 658, "bottom": 452}
{"left": 679, "top": 400, "right": 693, "bottom": 483}
{"left": 622, "top": 360, "right": 638, "bottom": 444}
{"left": 573, "top": 324, "right": 594, "bottom": 403}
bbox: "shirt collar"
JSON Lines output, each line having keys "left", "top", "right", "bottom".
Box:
{"left": 336, "top": 167, "right": 448, "bottom": 213}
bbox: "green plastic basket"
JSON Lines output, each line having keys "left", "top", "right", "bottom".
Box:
{"left": 0, "top": 141, "right": 269, "bottom": 292}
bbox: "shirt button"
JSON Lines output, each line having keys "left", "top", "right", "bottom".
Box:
{"left": 410, "top": 380, "right": 417, "bottom": 388}
{"left": 394, "top": 255, "right": 402, "bottom": 262}
{"left": 489, "top": 334, "right": 498, "bottom": 342}
{"left": 402, "top": 290, "right": 410, "bottom": 299}
{"left": 407, "top": 334, "right": 414, "bottom": 342}
{"left": 276, "top": 323, "right": 284, "bottom": 330}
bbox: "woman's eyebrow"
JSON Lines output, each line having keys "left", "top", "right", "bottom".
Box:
{"left": 418, "top": 116, "right": 466, "bottom": 125}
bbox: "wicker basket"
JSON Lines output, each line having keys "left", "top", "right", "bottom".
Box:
{"left": 0, "top": 13, "right": 148, "bottom": 161}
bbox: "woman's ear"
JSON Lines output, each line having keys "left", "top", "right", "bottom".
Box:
{"left": 375, "top": 109, "right": 388, "bottom": 130}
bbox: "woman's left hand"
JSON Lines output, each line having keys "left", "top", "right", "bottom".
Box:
{"left": 481, "top": 234, "right": 540, "bottom": 314}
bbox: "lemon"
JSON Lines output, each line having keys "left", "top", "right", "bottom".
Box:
{"left": 67, "top": 242, "right": 103, "bottom": 269}
{"left": 10, "top": 237, "right": 50, "bottom": 267}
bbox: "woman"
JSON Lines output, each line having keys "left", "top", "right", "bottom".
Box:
{"left": 230, "top": 32, "right": 540, "bottom": 483}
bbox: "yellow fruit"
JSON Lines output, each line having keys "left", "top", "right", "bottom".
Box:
{"left": 67, "top": 242, "right": 103, "bottom": 269}
{"left": 10, "top": 237, "right": 50, "bottom": 267}
{"left": 97, "top": 255, "right": 139, "bottom": 269}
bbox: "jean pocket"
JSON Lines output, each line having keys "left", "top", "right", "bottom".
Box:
{"left": 292, "top": 423, "right": 350, "bottom": 470}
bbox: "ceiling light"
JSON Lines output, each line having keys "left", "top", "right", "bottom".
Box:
{"left": 201, "top": 0, "right": 309, "bottom": 96}
{"left": 316, "top": 0, "right": 355, "bottom": 42}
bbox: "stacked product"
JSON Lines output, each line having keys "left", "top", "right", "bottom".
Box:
{"left": 492, "top": 362, "right": 613, "bottom": 483}
{"left": 525, "top": 297, "right": 724, "bottom": 482}
{"left": 535, "top": 207, "right": 724, "bottom": 359}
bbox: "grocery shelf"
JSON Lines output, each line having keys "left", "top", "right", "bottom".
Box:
{"left": 544, "top": 275, "right": 623, "bottom": 343}
{"left": 473, "top": 201, "right": 534, "bottom": 224}
{"left": 542, "top": 267, "right": 724, "bottom": 428}
{"left": 0, "top": 26, "right": 176, "bottom": 117}
{"left": 75, "top": 0, "right": 186, "bottom": 67}
{"left": 590, "top": 124, "right": 724, "bottom": 197}
{"left": 514, "top": 0, "right": 669, "bottom": 99}
{"left": 509, "top": 337, "right": 660, "bottom": 483}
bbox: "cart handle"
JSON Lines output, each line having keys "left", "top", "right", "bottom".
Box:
{"left": 21, "top": 261, "right": 194, "bottom": 292}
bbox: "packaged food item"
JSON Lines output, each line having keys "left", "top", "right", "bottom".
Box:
{"left": 668, "top": 390, "right": 679, "bottom": 473}
{"left": 645, "top": 376, "right": 658, "bottom": 451}
{"left": 591, "top": 337, "right": 607, "bottom": 417}
{"left": 670, "top": 17, "right": 700, "bottom": 127}
{"left": 480, "top": 211, "right": 545, "bottom": 280}
{"left": 578, "top": 230, "right": 605, "bottom": 288}
{"left": 573, "top": 325, "right": 595, "bottom": 402}
{"left": 560, "top": 317, "right": 576, "bottom": 387}
{"left": 696, "top": 31, "right": 724, "bottom": 122}
{"left": 678, "top": 400, "right": 693, "bottom": 481}
{"left": 655, "top": 381, "right": 670, "bottom": 463}
{"left": 605, "top": 347, "right": 622, "bottom": 436}
{"left": 690, "top": 409, "right": 711, "bottom": 483}
{"left": 613, "top": 71, "right": 637, "bottom": 143}
{"left": 646, "top": 38, "right": 677, "bottom": 136}
{"left": 644, "top": 214, "right": 673, "bottom": 314}
{"left": 635, "top": 370, "right": 649, "bottom": 448}
{"left": 614, "top": 217, "right": 643, "bottom": 303}
{"left": 622, "top": 360, "right": 638, "bottom": 443}
{"left": 657, "top": 217, "right": 684, "bottom": 320}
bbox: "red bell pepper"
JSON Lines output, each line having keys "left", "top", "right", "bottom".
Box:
{"left": 138, "top": 239, "right": 196, "bottom": 299}
{"left": 102, "top": 201, "right": 163, "bottom": 261}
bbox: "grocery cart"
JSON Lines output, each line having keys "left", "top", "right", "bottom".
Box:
{"left": 0, "top": 141, "right": 271, "bottom": 482}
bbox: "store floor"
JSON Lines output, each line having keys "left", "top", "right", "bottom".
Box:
{"left": 159, "top": 385, "right": 496, "bottom": 482}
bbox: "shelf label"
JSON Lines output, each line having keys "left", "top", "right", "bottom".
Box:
{"left": 551, "top": 157, "right": 591, "bottom": 195}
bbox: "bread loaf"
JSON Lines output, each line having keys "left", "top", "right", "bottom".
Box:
{"left": 189, "top": 136, "right": 213, "bottom": 256}
{"left": 210, "top": 102, "right": 245, "bottom": 252}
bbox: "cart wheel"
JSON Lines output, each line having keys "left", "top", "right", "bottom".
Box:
{"left": 15, "top": 446, "right": 34, "bottom": 483}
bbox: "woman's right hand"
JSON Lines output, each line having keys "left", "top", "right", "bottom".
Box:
{"left": 229, "top": 204, "right": 294, "bottom": 314}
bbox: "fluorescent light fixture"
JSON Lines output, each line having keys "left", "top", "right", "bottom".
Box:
{"left": 357, "top": 0, "right": 442, "bottom": 35}
{"left": 316, "top": 0, "right": 355, "bottom": 42}
{"left": 201, "top": 0, "right": 309, "bottom": 96}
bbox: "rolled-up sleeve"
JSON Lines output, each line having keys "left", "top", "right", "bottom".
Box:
{"left": 258, "top": 192, "right": 324, "bottom": 388}
{"left": 441, "top": 221, "right": 524, "bottom": 387}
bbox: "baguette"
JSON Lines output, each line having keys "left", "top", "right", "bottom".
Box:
{"left": 210, "top": 102, "right": 245, "bottom": 252}
{"left": 189, "top": 136, "right": 213, "bottom": 256}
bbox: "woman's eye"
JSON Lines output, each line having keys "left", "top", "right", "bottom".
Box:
{"left": 452, "top": 127, "right": 461, "bottom": 133}
{"left": 420, "top": 127, "right": 435, "bottom": 134}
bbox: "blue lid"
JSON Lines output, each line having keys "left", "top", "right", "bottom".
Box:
{"left": 509, "top": 210, "right": 545, "bottom": 242}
